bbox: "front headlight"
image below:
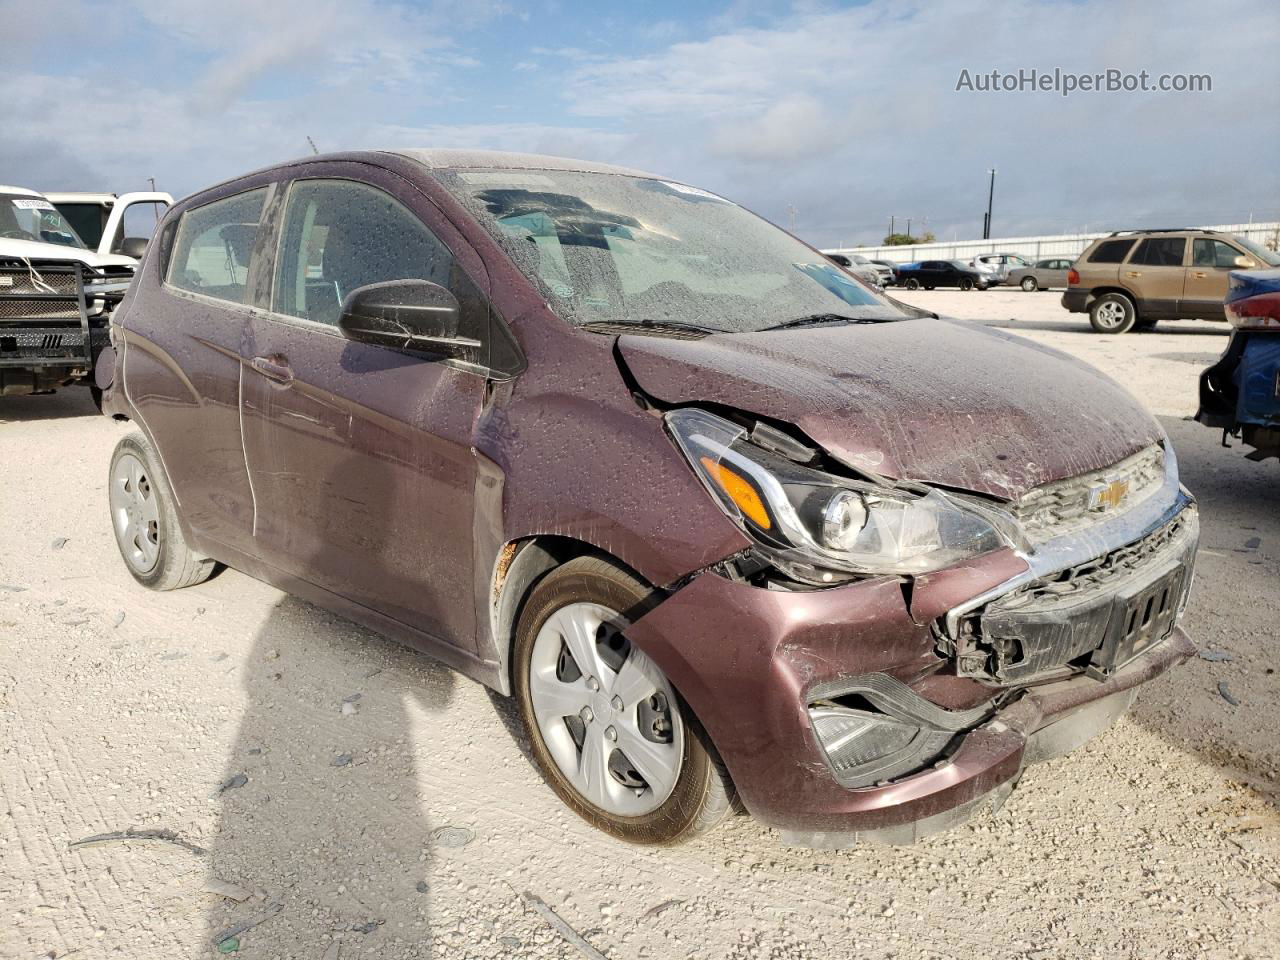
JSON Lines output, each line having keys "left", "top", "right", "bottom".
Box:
{"left": 666, "top": 408, "right": 1015, "bottom": 580}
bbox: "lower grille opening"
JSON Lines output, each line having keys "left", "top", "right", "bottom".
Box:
{"left": 944, "top": 511, "right": 1196, "bottom": 685}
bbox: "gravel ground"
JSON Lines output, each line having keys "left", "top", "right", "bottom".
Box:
{"left": 2, "top": 288, "right": 1277, "bottom": 960}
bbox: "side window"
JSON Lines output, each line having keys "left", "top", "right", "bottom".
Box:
{"left": 1089, "top": 239, "right": 1136, "bottom": 264}
{"left": 1131, "top": 237, "right": 1186, "bottom": 266}
{"left": 167, "top": 188, "right": 268, "bottom": 305}
{"left": 274, "top": 179, "right": 456, "bottom": 328}
{"left": 1193, "top": 238, "right": 1243, "bottom": 268}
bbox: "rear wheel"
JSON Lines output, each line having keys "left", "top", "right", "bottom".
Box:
{"left": 1020, "top": 276, "right": 1038, "bottom": 292}
{"left": 109, "top": 432, "right": 217, "bottom": 590}
{"left": 959, "top": 278, "right": 973, "bottom": 291}
{"left": 1089, "top": 292, "right": 1137, "bottom": 334}
{"left": 514, "top": 556, "right": 735, "bottom": 844}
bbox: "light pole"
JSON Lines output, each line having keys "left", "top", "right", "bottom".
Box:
{"left": 983, "top": 168, "right": 997, "bottom": 239}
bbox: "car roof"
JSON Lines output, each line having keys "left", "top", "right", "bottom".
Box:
{"left": 388, "top": 148, "right": 664, "bottom": 181}
{"left": 41, "top": 192, "right": 118, "bottom": 204}
{"left": 0, "top": 185, "right": 44, "bottom": 198}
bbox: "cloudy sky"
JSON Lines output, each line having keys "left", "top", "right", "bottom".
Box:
{"left": 5, "top": 0, "right": 1277, "bottom": 247}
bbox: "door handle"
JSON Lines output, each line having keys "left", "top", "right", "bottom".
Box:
{"left": 1192, "top": 271, "right": 1207, "bottom": 279}
{"left": 251, "top": 355, "right": 294, "bottom": 385}
{"left": 1124, "top": 271, "right": 1141, "bottom": 278}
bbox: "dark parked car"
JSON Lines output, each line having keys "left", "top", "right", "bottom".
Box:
{"left": 101, "top": 149, "right": 1198, "bottom": 847}
{"left": 897, "top": 259, "right": 990, "bottom": 291}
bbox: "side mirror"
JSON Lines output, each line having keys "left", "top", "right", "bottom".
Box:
{"left": 1234, "top": 255, "right": 1255, "bottom": 268}
{"left": 120, "top": 236, "right": 148, "bottom": 259}
{"left": 338, "top": 279, "right": 479, "bottom": 353}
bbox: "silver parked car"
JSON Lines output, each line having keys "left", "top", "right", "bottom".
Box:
{"left": 1007, "top": 257, "right": 1075, "bottom": 291}
{"left": 825, "top": 253, "right": 883, "bottom": 287}
{"left": 971, "top": 252, "right": 1034, "bottom": 284}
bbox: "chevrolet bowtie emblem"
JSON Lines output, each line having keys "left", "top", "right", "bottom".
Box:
{"left": 1088, "top": 477, "right": 1130, "bottom": 512}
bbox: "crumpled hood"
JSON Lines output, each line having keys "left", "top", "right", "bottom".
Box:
{"left": 617, "top": 317, "right": 1164, "bottom": 500}
{"left": 0, "top": 237, "right": 136, "bottom": 269}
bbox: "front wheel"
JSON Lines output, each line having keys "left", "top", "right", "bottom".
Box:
{"left": 1020, "top": 277, "right": 1038, "bottom": 292}
{"left": 109, "top": 432, "right": 217, "bottom": 590}
{"left": 1089, "top": 292, "right": 1137, "bottom": 334}
{"left": 514, "top": 556, "right": 735, "bottom": 844}
{"left": 903, "top": 278, "right": 920, "bottom": 290}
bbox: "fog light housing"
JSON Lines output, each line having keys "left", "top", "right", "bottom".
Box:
{"left": 809, "top": 705, "right": 953, "bottom": 787}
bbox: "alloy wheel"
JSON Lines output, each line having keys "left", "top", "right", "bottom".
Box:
{"left": 528, "top": 602, "right": 685, "bottom": 816}
{"left": 1095, "top": 300, "right": 1128, "bottom": 330}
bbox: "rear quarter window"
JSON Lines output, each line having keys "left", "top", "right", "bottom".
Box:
{"left": 166, "top": 188, "right": 268, "bottom": 305}
{"left": 1088, "top": 239, "right": 1137, "bottom": 263}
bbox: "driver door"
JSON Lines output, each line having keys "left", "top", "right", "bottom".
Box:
{"left": 240, "top": 169, "right": 490, "bottom": 652}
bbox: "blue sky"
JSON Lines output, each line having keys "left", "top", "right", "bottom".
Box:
{"left": 5, "top": 0, "right": 1278, "bottom": 246}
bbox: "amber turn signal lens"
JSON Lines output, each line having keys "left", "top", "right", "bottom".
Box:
{"left": 699, "top": 456, "right": 772, "bottom": 530}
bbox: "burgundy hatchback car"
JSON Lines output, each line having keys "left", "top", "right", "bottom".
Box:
{"left": 100, "top": 150, "right": 1198, "bottom": 847}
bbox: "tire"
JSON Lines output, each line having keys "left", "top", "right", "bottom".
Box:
{"left": 108, "top": 431, "right": 217, "bottom": 590}
{"left": 513, "top": 556, "right": 735, "bottom": 845}
{"left": 924, "top": 284, "right": 935, "bottom": 291}
{"left": 1089, "top": 292, "right": 1137, "bottom": 334}
{"left": 903, "top": 278, "right": 920, "bottom": 290}
{"left": 1020, "top": 277, "right": 1038, "bottom": 292}
{"left": 959, "top": 278, "right": 973, "bottom": 291}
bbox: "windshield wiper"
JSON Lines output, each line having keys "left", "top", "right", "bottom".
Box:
{"left": 759, "top": 313, "right": 880, "bottom": 331}
{"left": 580, "top": 319, "right": 720, "bottom": 336}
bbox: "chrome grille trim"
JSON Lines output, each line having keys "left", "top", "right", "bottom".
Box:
{"left": 1012, "top": 443, "right": 1165, "bottom": 543}
{"left": 943, "top": 440, "right": 1189, "bottom": 639}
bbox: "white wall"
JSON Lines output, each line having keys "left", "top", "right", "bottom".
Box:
{"left": 825, "top": 222, "right": 1280, "bottom": 264}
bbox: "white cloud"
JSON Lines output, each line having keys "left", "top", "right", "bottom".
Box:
{"left": 375, "top": 123, "right": 634, "bottom": 163}
{"left": 3, "top": 0, "right": 1275, "bottom": 247}
{"left": 557, "top": 0, "right": 1280, "bottom": 243}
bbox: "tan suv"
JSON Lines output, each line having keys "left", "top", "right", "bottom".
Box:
{"left": 1063, "top": 229, "right": 1280, "bottom": 333}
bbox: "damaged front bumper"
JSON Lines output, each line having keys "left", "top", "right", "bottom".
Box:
{"left": 624, "top": 452, "right": 1198, "bottom": 847}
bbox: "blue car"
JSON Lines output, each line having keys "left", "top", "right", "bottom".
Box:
{"left": 1196, "top": 268, "right": 1280, "bottom": 462}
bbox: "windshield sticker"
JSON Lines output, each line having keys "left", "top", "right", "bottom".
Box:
{"left": 458, "top": 172, "right": 555, "bottom": 186}
{"left": 11, "top": 198, "right": 55, "bottom": 210}
{"left": 658, "top": 181, "right": 729, "bottom": 202}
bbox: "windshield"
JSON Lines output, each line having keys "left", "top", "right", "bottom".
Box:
{"left": 0, "top": 194, "right": 86, "bottom": 248}
{"left": 438, "top": 169, "right": 906, "bottom": 333}
{"left": 1235, "top": 236, "right": 1280, "bottom": 268}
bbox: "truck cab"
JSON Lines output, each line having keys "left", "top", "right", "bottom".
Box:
{"left": 44, "top": 191, "right": 173, "bottom": 260}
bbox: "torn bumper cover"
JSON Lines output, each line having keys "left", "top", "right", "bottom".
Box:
{"left": 624, "top": 481, "right": 1198, "bottom": 846}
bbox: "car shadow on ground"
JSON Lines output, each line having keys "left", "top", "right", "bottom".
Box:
{"left": 1126, "top": 416, "right": 1280, "bottom": 809}
{"left": 203, "top": 595, "right": 458, "bottom": 956}
{"left": 0, "top": 386, "right": 99, "bottom": 422}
